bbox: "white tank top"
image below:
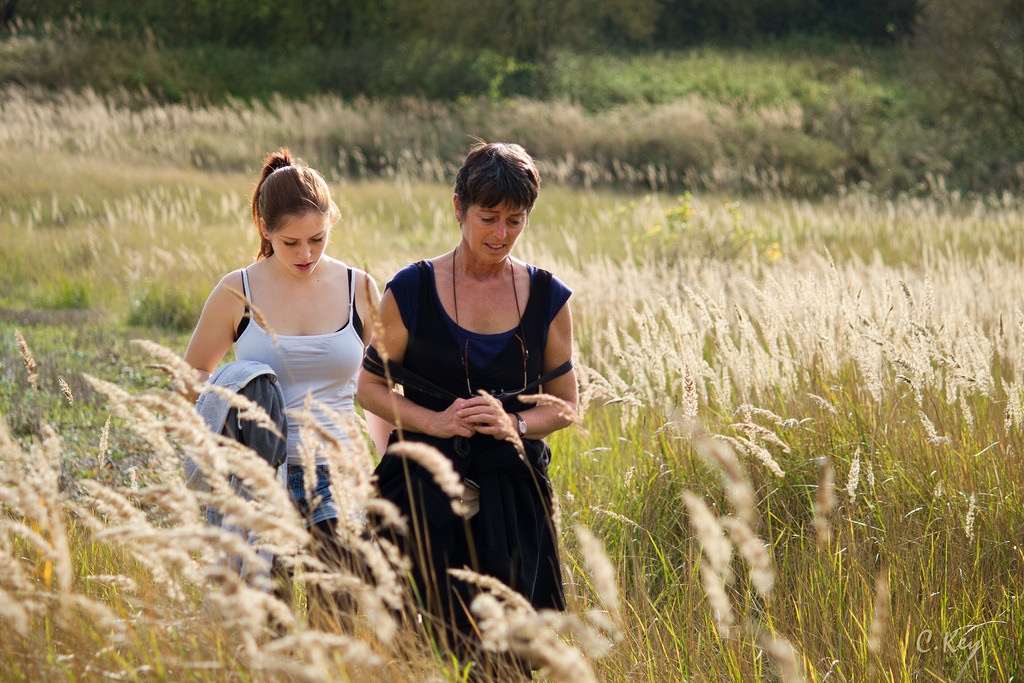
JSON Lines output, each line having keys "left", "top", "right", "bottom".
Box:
{"left": 234, "top": 267, "right": 364, "bottom": 464}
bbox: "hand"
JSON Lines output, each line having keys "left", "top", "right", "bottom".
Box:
{"left": 429, "top": 398, "right": 478, "bottom": 439}
{"left": 455, "top": 394, "right": 515, "bottom": 440}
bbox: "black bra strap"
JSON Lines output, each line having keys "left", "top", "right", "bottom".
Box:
{"left": 234, "top": 268, "right": 252, "bottom": 341}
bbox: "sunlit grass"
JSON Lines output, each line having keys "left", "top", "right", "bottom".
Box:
{"left": 1, "top": 91, "right": 1022, "bottom": 681}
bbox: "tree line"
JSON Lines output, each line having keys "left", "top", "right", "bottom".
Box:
{"left": 4, "top": 0, "right": 1024, "bottom": 155}
{"left": 7, "top": 0, "right": 917, "bottom": 57}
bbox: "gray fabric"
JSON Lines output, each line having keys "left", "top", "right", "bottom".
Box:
{"left": 185, "top": 360, "right": 288, "bottom": 490}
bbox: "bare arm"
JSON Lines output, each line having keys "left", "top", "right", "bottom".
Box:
{"left": 352, "top": 269, "right": 394, "bottom": 454}
{"left": 356, "top": 290, "right": 477, "bottom": 440}
{"left": 182, "top": 271, "right": 246, "bottom": 401}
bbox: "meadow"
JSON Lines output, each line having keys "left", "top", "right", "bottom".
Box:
{"left": 1, "top": 85, "right": 1023, "bottom": 682}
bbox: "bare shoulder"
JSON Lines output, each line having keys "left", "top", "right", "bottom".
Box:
{"left": 206, "top": 268, "right": 247, "bottom": 304}
{"left": 218, "top": 268, "right": 246, "bottom": 290}
{"left": 428, "top": 251, "right": 456, "bottom": 271}
{"left": 317, "top": 255, "right": 351, "bottom": 278}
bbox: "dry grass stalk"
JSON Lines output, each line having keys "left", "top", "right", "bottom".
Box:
{"left": 0, "top": 585, "right": 32, "bottom": 637}
{"left": 363, "top": 498, "right": 409, "bottom": 535}
{"left": 730, "top": 416, "right": 791, "bottom": 454}
{"left": 698, "top": 436, "right": 758, "bottom": 528}
{"left": 14, "top": 328, "right": 38, "bottom": 391}
{"left": 449, "top": 567, "right": 536, "bottom": 614}
{"left": 550, "top": 487, "right": 563, "bottom": 540}
{"left": 721, "top": 517, "right": 774, "bottom": 598}
{"left": 812, "top": 457, "right": 836, "bottom": 546}
{"left": 918, "top": 410, "right": 952, "bottom": 446}
{"left": 589, "top": 506, "right": 642, "bottom": 530}
{"left": 682, "top": 481, "right": 737, "bottom": 637}
{"left": 699, "top": 562, "right": 734, "bottom": 638}
{"left": 574, "top": 525, "right": 620, "bottom": 618}
{"left": 682, "top": 491, "right": 732, "bottom": 576}
{"left": 261, "top": 630, "right": 385, "bottom": 668}
{"left": 478, "top": 389, "right": 525, "bottom": 461}
{"left": 757, "top": 631, "right": 808, "bottom": 683}
{"left": 364, "top": 294, "right": 406, "bottom": 438}
{"left": 466, "top": 592, "right": 606, "bottom": 683}
{"left": 520, "top": 630, "right": 600, "bottom": 683}
{"left": 203, "top": 382, "right": 286, "bottom": 441}
{"left": 807, "top": 392, "right": 839, "bottom": 416}
{"left": 866, "top": 572, "right": 890, "bottom": 655}
{"left": 471, "top": 592, "right": 513, "bottom": 650}
{"left": 734, "top": 435, "right": 786, "bottom": 477}
{"left": 682, "top": 364, "right": 699, "bottom": 420}
{"left": 964, "top": 493, "right": 977, "bottom": 541}
{"left": 225, "top": 285, "right": 278, "bottom": 346}
{"left": 518, "top": 392, "right": 585, "bottom": 427}
{"left": 846, "top": 447, "right": 861, "bottom": 502}
{"left": 97, "top": 414, "right": 112, "bottom": 457}
{"left": 132, "top": 338, "right": 206, "bottom": 396}
{"left": 386, "top": 441, "right": 469, "bottom": 516}
{"left": 58, "top": 376, "right": 73, "bottom": 405}
{"left": 287, "top": 403, "right": 409, "bottom": 615}
{"left": 456, "top": 562, "right": 618, "bottom": 681}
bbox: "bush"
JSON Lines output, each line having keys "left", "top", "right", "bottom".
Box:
{"left": 127, "top": 286, "right": 201, "bottom": 332}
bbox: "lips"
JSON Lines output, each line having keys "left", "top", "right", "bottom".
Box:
{"left": 296, "top": 262, "right": 313, "bottom": 271}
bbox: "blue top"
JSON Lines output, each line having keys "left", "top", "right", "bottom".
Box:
{"left": 387, "top": 261, "right": 572, "bottom": 369}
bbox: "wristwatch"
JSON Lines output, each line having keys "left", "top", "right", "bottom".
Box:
{"left": 513, "top": 412, "right": 527, "bottom": 436}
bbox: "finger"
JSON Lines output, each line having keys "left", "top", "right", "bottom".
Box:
{"left": 457, "top": 405, "right": 501, "bottom": 420}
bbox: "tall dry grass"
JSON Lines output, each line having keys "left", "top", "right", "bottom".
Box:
{"left": 2, "top": 87, "right": 1023, "bottom": 680}
{"left": 0, "top": 334, "right": 621, "bottom": 682}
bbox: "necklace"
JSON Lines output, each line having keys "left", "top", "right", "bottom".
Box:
{"left": 451, "top": 249, "right": 527, "bottom": 397}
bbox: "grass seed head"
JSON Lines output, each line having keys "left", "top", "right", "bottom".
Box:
{"left": 14, "top": 328, "right": 38, "bottom": 391}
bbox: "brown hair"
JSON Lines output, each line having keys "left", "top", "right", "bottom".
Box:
{"left": 453, "top": 142, "right": 540, "bottom": 216}
{"left": 251, "top": 148, "right": 340, "bottom": 260}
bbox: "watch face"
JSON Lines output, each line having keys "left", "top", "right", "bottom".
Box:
{"left": 517, "top": 416, "right": 527, "bottom": 435}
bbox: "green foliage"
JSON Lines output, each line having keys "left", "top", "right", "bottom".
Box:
{"left": 912, "top": 0, "right": 1024, "bottom": 141}
{"left": 10, "top": 0, "right": 918, "bottom": 52}
{"left": 46, "top": 275, "right": 93, "bottom": 310}
{"left": 3, "top": 14, "right": 1024, "bottom": 195}
{"left": 126, "top": 286, "right": 203, "bottom": 332}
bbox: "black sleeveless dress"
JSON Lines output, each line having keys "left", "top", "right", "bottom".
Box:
{"left": 368, "top": 261, "right": 566, "bottom": 640}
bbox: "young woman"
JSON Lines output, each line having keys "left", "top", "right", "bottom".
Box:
{"left": 185, "top": 148, "right": 386, "bottom": 627}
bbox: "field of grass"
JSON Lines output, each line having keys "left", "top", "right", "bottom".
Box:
{"left": 1, "top": 87, "right": 1023, "bottom": 682}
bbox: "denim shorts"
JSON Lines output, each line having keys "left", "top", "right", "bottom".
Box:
{"left": 286, "top": 464, "right": 337, "bottom": 526}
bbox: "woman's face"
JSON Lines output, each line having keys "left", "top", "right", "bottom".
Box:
{"left": 261, "top": 211, "right": 330, "bottom": 276}
{"left": 457, "top": 199, "right": 529, "bottom": 263}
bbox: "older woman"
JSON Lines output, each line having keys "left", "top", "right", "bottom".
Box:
{"left": 357, "top": 142, "right": 576, "bottom": 671}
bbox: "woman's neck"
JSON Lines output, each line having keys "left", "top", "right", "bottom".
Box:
{"left": 453, "top": 244, "right": 511, "bottom": 281}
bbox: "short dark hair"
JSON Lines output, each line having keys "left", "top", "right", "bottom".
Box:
{"left": 251, "top": 148, "right": 340, "bottom": 260}
{"left": 453, "top": 142, "right": 540, "bottom": 215}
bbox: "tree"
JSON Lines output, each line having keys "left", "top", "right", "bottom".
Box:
{"left": 391, "top": 0, "right": 658, "bottom": 61}
{"left": 913, "top": 0, "right": 1024, "bottom": 130}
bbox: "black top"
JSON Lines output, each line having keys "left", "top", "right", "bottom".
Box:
{"left": 400, "top": 260, "right": 550, "bottom": 413}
